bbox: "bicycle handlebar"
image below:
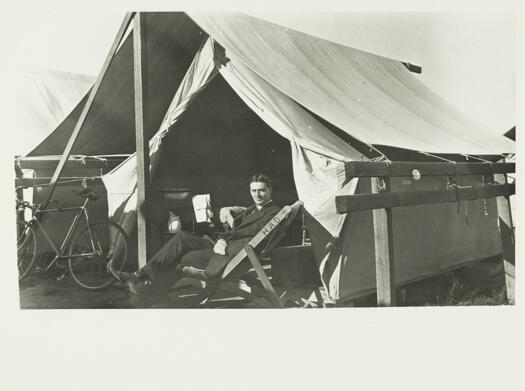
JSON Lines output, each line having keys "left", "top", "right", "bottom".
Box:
{"left": 16, "top": 187, "right": 98, "bottom": 211}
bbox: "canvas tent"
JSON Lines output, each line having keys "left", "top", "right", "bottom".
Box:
{"left": 13, "top": 69, "right": 94, "bottom": 155}
{"left": 25, "top": 12, "right": 515, "bottom": 302}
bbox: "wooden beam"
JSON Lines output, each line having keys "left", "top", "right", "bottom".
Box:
{"left": 18, "top": 156, "right": 128, "bottom": 170}
{"left": 41, "top": 13, "right": 134, "bottom": 210}
{"left": 134, "top": 12, "right": 152, "bottom": 267}
{"left": 336, "top": 183, "right": 515, "bottom": 214}
{"left": 494, "top": 173, "right": 515, "bottom": 303}
{"left": 371, "top": 177, "right": 396, "bottom": 306}
{"left": 344, "top": 161, "right": 515, "bottom": 179}
{"left": 15, "top": 177, "right": 104, "bottom": 188}
{"left": 15, "top": 160, "right": 25, "bottom": 222}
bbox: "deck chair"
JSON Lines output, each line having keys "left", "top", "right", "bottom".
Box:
{"left": 180, "top": 200, "right": 304, "bottom": 308}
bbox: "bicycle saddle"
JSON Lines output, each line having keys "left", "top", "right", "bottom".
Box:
{"left": 77, "top": 187, "right": 99, "bottom": 201}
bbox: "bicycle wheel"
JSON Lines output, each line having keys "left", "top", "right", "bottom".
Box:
{"left": 68, "top": 220, "right": 129, "bottom": 290}
{"left": 17, "top": 220, "right": 38, "bottom": 281}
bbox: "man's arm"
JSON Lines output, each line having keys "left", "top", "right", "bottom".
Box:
{"left": 224, "top": 206, "right": 281, "bottom": 241}
{"left": 212, "top": 205, "right": 281, "bottom": 255}
{"left": 223, "top": 205, "right": 282, "bottom": 256}
{"left": 214, "top": 207, "right": 250, "bottom": 255}
{"left": 219, "top": 206, "right": 248, "bottom": 229}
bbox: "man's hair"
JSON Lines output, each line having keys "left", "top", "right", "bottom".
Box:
{"left": 249, "top": 173, "right": 273, "bottom": 190}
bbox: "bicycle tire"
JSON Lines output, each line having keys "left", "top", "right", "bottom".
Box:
{"left": 68, "top": 220, "right": 129, "bottom": 290}
{"left": 17, "top": 220, "right": 38, "bottom": 281}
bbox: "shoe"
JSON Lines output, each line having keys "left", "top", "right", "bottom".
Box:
{"left": 108, "top": 263, "right": 145, "bottom": 285}
{"left": 107, "top": 262, "right": 132, "bottom": 283}
{"left": 128, "top": 278, "right": 171, "bottom": 308}
{"left": 126, "top": 273, "right": 151, "bottom": 296}
{"left": 107, "top": 263, "right": 150, "bottom": 294}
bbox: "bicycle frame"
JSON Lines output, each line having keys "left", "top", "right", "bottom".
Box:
{"left": 27, "top": 197, "right": 101, "bottom": 270}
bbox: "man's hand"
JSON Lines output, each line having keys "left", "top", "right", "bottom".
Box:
{"left": 219, "top": 206, "right": 247, "bottom": 229}
{"left": 213, "top": 239, "right": 228, "bottom": 255}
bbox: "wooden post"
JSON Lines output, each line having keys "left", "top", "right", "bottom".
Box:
{"left": 494, "top": 173, "right": 515, "bottom": 303}
{"left": 371, "top": 177, "right": 396, "bottom": 306}
{"left": 41, "top": 13, "right": 134, "bottom": 209}
{"left": 15, "top": 158, "right": 25, "bottom": 224}
{"left": 134, "top": 12, "right": 152, "bottom": 267}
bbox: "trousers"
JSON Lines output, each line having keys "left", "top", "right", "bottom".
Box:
{"left": 140, "top": 232, "right": 229, "bottom": 293}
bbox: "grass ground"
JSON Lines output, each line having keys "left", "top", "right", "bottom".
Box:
{"left": 344, "top": 256, "right": 510, "bottom": 307}
{"left": 418, "top": 257, "right": 509, "bottom": 306}
{"left": 18, "top": 256, "right": 510, "bottom": 309}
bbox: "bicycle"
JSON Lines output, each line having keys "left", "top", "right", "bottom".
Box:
{"left": 16, "top": 187, "right": 129, "bottom": 290}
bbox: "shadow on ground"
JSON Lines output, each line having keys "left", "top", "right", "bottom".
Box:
{"left": 18, "top": 257, "right": 510, "bottom": 309}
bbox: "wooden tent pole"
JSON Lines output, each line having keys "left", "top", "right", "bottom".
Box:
{"left": 133, "top": 12, "right": 152, "bottom": 266}
{"left": 15, "top": 158, "right": 24, "bottom": 223}
{"left": 494, "top": 172, "right": 515, "bottom": 303}
{"left": 371, "top": 177, "right": 396, "bottom": 306}
{"left": 41, "top": 12, "right": 135, "bottom": 209}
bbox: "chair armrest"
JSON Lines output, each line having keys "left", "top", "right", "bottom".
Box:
{"left": 219, "top": 206, "right": 248, "bottom": 228}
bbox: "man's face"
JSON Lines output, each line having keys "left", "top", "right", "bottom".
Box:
{"left": 250, "top": 181, "right": 272, "bottom": 207}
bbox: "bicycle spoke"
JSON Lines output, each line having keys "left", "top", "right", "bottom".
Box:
{"left": 68, "top": 220, "right": 129, "bottom": 290}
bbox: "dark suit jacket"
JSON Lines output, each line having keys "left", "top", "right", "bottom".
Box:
{"left": 205, "top": 201, "right": 280, "bottom": 277}
{"left": 218, "top": 201, "right": 281, "bottom": 255}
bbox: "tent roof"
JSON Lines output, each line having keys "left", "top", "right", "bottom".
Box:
{"left": 189, "top": 12, "right": 514, "bottom": 155}
{"left": 14, "top": 69, "right": 94, "bottom": 155}
{"left": 28, "top": 13, "right": 205, "bottom": 156}
{"left": 28, "top": 12, "right": 515, "bottom": 157}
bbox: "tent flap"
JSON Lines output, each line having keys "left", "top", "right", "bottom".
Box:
{"left": 102, "top": 38, "right": 219, "bottom": 235}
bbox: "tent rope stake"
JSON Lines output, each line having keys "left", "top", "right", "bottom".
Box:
{"left": 336, "top": 160, "right": 515, "bottom": 306}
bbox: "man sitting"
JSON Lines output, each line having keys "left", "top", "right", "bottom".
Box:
{"left": 109, "top": 173, "right": 280, "bottom": 306}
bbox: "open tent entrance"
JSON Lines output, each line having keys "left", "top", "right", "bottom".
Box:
{"left": 147, "top": 72, "right": 303, "bottom": 252}
{"left": 102, "top": 37, "right": 360, "bottom": 300}
{"left": 154, "top": 73, "right": 298, "bottom": 208}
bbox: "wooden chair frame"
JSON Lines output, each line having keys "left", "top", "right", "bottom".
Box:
{"left": 180, "top": 201, "right": 304, "bottom": 308}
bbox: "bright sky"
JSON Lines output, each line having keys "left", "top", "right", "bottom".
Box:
{"left": 3, "top": 0, "right": 517, "bottom": 155}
